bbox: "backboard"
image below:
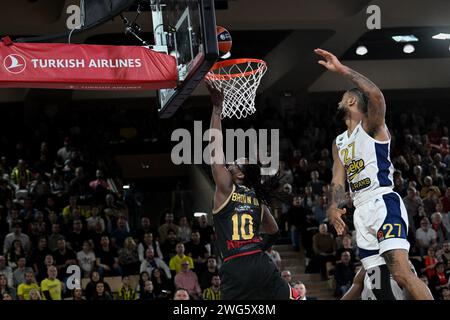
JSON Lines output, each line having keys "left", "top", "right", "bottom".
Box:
{"left": 152, "top": 0, "right": 218, "bottom": 118}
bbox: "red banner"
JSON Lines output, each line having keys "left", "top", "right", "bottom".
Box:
{"left": 0, "top": 37, "right": 178, "bottom": 90}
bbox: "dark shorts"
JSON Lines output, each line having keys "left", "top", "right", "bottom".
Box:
{"left": 219, "top": 251, "right": 291, "bottom": 300}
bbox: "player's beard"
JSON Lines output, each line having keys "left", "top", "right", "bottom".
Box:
{"left": 335, "top": 105, "right": 349, "bottom": 123}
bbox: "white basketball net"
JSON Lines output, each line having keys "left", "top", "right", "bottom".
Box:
{"left": 205, "top": 59, "right": 267, "bottom": 119}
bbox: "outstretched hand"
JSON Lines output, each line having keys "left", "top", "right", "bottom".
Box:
{"left": 314, "top": 48, "right": 346, "bottom": 73}
{"left": 327, "top": 207, "right": 347, "bottom": 235}
{"left": 205, "top": 81, "right": 224, "bottom": 109}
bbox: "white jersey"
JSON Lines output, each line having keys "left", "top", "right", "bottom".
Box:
{"left": 336, "top": 122, "right": 395, "bottom": 207}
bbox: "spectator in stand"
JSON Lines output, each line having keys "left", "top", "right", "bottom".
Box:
{"left": 403, "top": 187, "right": 424, "bottom": 232}
{"left": 49, "top": 169, "right": 69, "bottom": 199}
{"left": 335, "top": 235, "right": 358, "bottom": 264}
{"left": 441, "top": 287, "right": 450, "bottom": 300}
{"left": 161, "top": 229, "right": 179, "bottom": 264}
{"left": 69, "top": 167, "right": 90, "bottom": 199}
{"left": 422, "top": 247, "right": 439, "bottom": 280}
{"left": 151, "top": 268, "right": 173, "bottom": 299}
{"left": 184, "top": 230, "right": 208, "bottom": 272}
{"left": 333, "top": 251, "right": 356, "bottom": 298}
{"left": 86, "top": 206, "right": 105, "bottom": 232}
{"left": 416, "top": 217, "right": 437, "bottom": 257}
{"left": 3, "top": 222, "right": 30, "bottom": 254}
{"left": 10, "top": 159, "right": 32, "bottom": 189}
{"left": 17, "top": 271, "right": 39, "bottom": 300}
{"left": 31, "top": 237, "right": 51, "bottom": 278}
{"left": 56, "top": 138, "right": 72, "bottom": 166}
{"left": 429, "top": 262, "right": 450, "bottom": 298}
{"left": 293, "top": 158, "right": 310, "bottom": 190}
{"left": 95, "top": 235, "right": 121, "bottom": 277}
{"left": 158, "top": 212, "right": 180, "bottom": 245}
{"left": 266, "top": 246, "right": 282, "bottom": 270}
{"left": 89, "top": 169, "right": 111, "bottom": 192}
{"left": 6, "top": 239, "right": 25, "bottom": 269}
{"left": 62, "top": 196, "right": 89, "bottom": 223}
{"left": 198, "top": 256, "right": 219, "bottom": 291}
{"left": 111, "top": 216, "right": 131, "bottom": 249}
{"left": 278, "top": 160, "right": 294, "bottom": 190}
{"left": 302, "top": 186, "right": 315, "bottom": 210}
{"left": 92, "top": 282, "right": 113, "bottom": 301}
{"left": 281, "top": 270, "right": 292, "bottom": 284}
{"left": 118, "top": 275, "right": 137, "bottom": 300}
{"left": 36, "top": 254, "right": 55, "bottom": 283}
{"left": 308, "top": 171, "right": 324, "bottom": 196}
{"left": 88, "top": 220, "right": 107, "bottom": 250}
{"left": 287, "top": 195, "right": 306, "bottom": 252}
{"left": 312, "top": 223, "right": 336, "bottom": 280}
{"left": 441, "top": 187, "right": 450, "bottom": 214}
{"left": 169, "top": 243, "right": 194, "bottom": 276}
{"left": 72, "top": 288, "right": 85, "bottom": 301}
{"left": 77, "top": 241, "right": 96, "bottom": 277}
{"left": 203, "top": 275, "right": 221, "bottom": 300}
{"left": 177, "top": 216, "right": 192, "bottom": 244}
{"left": 312, "top": 195, "right": 328, "bottom": 224}
{"left": 0, "top": 255, "right": 13, "bottom": 288}
{"left": 41, "top": 266, "right": 62, "bottom": 300}
{"left": 173, "top": 288, "right": 190, "bottom": 300}
{"left": 52, "top": 238, "right": 77, "bottom": 280}
{"left": 293, "top": 281, "right": 317, "bottom": 300}
{"left": 431, "top": 212, "right": 449, "bottom": 246}
{"left": 66, "top": 219, "right": 88, "bottom": 252}
{"left": 421, "top": 176, "right": 442, "bottom": 199}
{"left": 0, "top": 274, "right": 16, "bottom": 300}
{"left": 174, "top": 261, "right": 202, "bottom": 300}
{"left": 195, "top": 214, "right": 214, "bottom": 250}
{"left": 139, "top": 280, "right": 156, "bottom": 300}
{"left": 12, "top": 257, "right": 32, "bottom": 287}
{"left": 439, "top": 241, "right": 450, "bottom": 269}
{"left": 84, "top": 270, "right": 112, "bottom": 301}
{"left": 137, "top": 232, "right": 163, "bottom": 262}
{"left": 134, "top": 216, "right": 158, "bottom": 244}
{"left": 140, "top": 247, "right": 171, "bottom": 280}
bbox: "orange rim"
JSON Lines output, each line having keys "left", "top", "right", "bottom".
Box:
{"left": 206, "top": 58, "right": 267, "bottom": 81}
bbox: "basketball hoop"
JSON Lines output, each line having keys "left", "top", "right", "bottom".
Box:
{"left": 205, "top": 58, "right": 267, "bottom": 119}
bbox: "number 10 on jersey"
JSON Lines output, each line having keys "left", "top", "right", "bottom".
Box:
{"left": 232, "top": 213, "right": 255, "bottom": 240}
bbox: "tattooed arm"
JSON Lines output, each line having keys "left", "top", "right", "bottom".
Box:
{"left": 327, "top": 139, "right": 347, "bottom": 235}
{"left": 314, "top": 48, "right": 387, "bottom": 136}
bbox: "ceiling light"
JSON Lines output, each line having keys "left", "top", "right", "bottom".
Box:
{"left": 123, "top": 185, "right": 130, "bottom": 190}
{"left": 432, "top": 33, "right": 450, "bottom": 40}
{"left": 392, "top": 35, "right": 419, "bottom": 43}
{"left": 403, "top": 44, "right": 415, "bottom": 54}
{"left": 356, "top": 46, "right": 368, "bottom": 56}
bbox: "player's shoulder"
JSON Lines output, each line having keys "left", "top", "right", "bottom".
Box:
{"left": 334, "top": 131, "right": 348, "bottom": 149}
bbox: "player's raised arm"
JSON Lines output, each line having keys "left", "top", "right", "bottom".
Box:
{"left": 261, "top": 204, "right": 280, "bottom": 250}
{"left": 327, "top": 140, "right": 347, "bottom": 235}
{"left": 206, "top": 82, "right": 233, "bottom": 205}
{"left": 341, "top": 266, "right": 365, "bottom": 300}
{"left": 314, "top": 48, "right": 386, "bottom": 131}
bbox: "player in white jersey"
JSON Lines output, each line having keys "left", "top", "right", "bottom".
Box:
{"left": 314, "top": 48, "right": 433, "bottom": 300}
{"left": 342, "top": 259, "right": 417, "bottom": 300}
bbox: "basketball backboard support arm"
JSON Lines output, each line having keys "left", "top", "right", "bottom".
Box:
{"left": 150, "top": 0, "right": 169, "bottom": 54}
{"left": 154, "top": 0, "right": 219, "bottom": 119}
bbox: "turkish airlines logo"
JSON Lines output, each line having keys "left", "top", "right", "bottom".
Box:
{"left": 3, "top": 54, "right": 26, "bottom": 74}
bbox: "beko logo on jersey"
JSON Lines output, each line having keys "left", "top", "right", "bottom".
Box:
{"left": 346, "top": 159, "right": 365, "bottom": 181}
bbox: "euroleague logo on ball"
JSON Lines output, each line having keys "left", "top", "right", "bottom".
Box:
{"left": 3, "top": 54, "right": 27, "bottom": 74}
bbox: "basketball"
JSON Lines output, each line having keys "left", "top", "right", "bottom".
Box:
{"left": 216, "top": 26, "right": 232, "bottom": 57}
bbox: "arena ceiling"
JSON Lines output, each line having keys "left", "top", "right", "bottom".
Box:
{"left": 1, "top": 0, "right": 450, "bottom": 101}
